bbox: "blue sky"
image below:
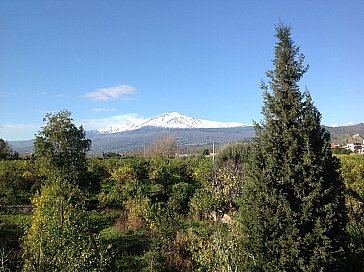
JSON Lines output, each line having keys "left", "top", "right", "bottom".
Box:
{"left": 1, "top": 0, "right": 363, "bottom": 140}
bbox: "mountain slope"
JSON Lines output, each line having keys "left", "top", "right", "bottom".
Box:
{"left": 9, "top": 117, "right": 364, "bottom": 154}
{"left": 324, "top": 123, "right": 364, "bottom": 144}
{"left": 98, "top": 112, "right": 250, "bottom": 133}
{"left": 90, "top": 126, "right": 255, "bottom": 154}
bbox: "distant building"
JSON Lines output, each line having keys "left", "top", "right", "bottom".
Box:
{"left": 346, "top": 134, "right": 364, "bottom": 154}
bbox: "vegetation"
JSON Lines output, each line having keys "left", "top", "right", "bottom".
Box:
{"left": 1, "top": 24, "right": 364, "bottom": 271}
{"left": 0, "top": 138, "right": 18, "bottom": 160}
{"left": 144, "top": 134, "right": 177, "bottom": 158}
{"left": 339, "top": 154, "right": 364, "bottom": 270}
{"left": 22, "top": 111, "right": 109, "bottom": 271}
{"left": 325, "top": 123, "right": 364, "bottom": 145}
{"left": 2, "top": 147, "right": 364, "bottom": 271}
{"left": 34, "top": 110, "right": 91, "bottom": 188}
{"left": 239, "top": 23, "right": 348, "bottom": 271}
{"left": 0, "top": 160, "right": 40, "bottom": 205}
{"left": 22, "top": 180, "right": 110, "bottom": 271}
{"left": 332, "top": 146, "right": 352, "bottom": 155}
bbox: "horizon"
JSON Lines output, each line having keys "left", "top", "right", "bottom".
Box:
{"left": 7, "top": 110, "right": 364, "bottom": 143}
{"left": 1, "top": 1, "right": 363, "bottom": 141}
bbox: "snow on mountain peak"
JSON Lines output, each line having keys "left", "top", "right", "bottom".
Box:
{"left": 142, "top": 112, "right": 203, "bottom": 129}
{"left": 98, "top": 112, "right": 251, "bottom": 134}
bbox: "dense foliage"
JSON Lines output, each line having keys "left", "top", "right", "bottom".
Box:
{"left": 22, "top": 111, "right": 108, "bottom": 272}
{"left": 1, "top": 24, "right": 364, "bottom": 271}
{"left": 239, "top": 24, "right": 348, "bottom": 271}
{"left": 0, "top": 138, "right": 18, "bottom": 160}
{"left": 34, "top": 110, "right": 91, "bottom": 187}
{"left": 22, "top": 179, "right": 110, "bottom": 271}
{"left": 339, "top": 154, "right": 364, "bottom": 270}
{"left": 0, "top": 160, "right": 40, "bottom": 205}
{"left": 1, "top": 150, "right": 364, "bottom": 270}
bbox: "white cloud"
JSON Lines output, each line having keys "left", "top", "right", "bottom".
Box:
{"left": 0, "top": 113, "right": 146, "bottom": 140}
{"left": 93, "top": 108, "right": 116, "bottom": 112}
{"left": 80, "top": 113, "right": 146, "bottom": 131}
{"left": 345, "top": 122, "right": 356, "bottom": 126}
{"left": 0, "top": 122, "right": 42, "bottom": 141}
{"left": 0, "top": 123, "right": 41, "bottom": 130}
{"left": 328, "top": 122, "right": 358, "bottom": 127}
{"left": 0, "top": 113, "right": 145, "bottom": 140}
{"left": 83, "top": 84, "right": 136, "bottom": 101}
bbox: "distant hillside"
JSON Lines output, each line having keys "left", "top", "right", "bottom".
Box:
{"left": 9, "top": 123, "right": 364, "bottom": 154}
{"left": 8, "top": 140, "right": 34, "bottom": 154}
{"left": 89, "top": 126, "right": 255, "bottom": 154}
{"left": 10, "top": 126, "right": 254, "bottom": 154}
{"left": 324, "top": 123, "right": 364, "bottom": 144}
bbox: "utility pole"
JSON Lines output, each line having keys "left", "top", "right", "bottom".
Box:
{"left": 212, "top": 140, "right": 215, "bottom": 162}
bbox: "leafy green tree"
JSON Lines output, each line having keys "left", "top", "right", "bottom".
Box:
{"left": 22, "top": 111, "right": 111, "bottom": 271}
{"left": 213, "top": 143, "right": 251, "bottom": 213}
{"left": 97, "top": 158, "right": 150, "bottom": 208}
{"left": 34, "top": 110, "right": 91, "bottom": 186}
{"left": 0, "top": 160, "right": 39, "bottom": 205}
{"left": 339, "top": 154, "right": 364, "bottom": 270}
{"left": 189, "top": 144, "right": 250, "bottom": 219}
{"left": 189, "top": 157, "right": 215, "bottom": 219}
{"left": 239, "top": 24, "right": 348, "bottom": 271}
{"left": 22, "top": 178, "right": 110, "bottom": 271}
{"left": 0, "top": 139, "right": 16, "bottom": 160}
{"left": 148, "top": 157, "right": 190, "bottom": 204}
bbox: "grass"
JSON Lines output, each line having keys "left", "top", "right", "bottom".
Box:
{"left": 100, "top": 226, "right": 150, "bottom": 271}
{"left": 88, "top": 209, "right": 120, "bottom": 232}
{"left": 0, "top": 213, "right": 31, "bottom": 248}
{"left": 0, "top": 213, "right": 31, "bottom": 271}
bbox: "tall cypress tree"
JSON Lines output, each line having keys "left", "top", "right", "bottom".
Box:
{"left": 239, "top": 23, "right": 348, "bottom": 271}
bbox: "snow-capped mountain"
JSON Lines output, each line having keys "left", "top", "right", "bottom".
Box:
{"left": 98, "top": 112, "right": 251, "bottom": 134}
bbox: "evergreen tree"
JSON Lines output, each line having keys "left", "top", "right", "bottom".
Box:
{"left": 239, "top": 23, "right": 348, "bottom": 271}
